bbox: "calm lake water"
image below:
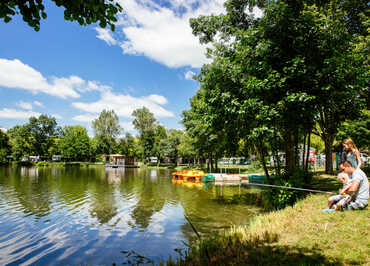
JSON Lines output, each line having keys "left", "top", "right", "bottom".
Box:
{"left": 0, "top": 166, "right": 263, "bottom": 265}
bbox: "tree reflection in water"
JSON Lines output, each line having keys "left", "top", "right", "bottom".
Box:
{"left": 0, "top": 166, "right": 264, "bottom": 265}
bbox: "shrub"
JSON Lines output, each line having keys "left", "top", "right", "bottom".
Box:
{"left": 36, "top": 161, "right": 49, "bottom": 167}
{"left": 262, "top": 168, "right": 314, "bottom": 210}
{"left": 249, "top": 160, "right": 262, "bottom": 171}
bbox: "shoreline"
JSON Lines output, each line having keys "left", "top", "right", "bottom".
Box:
{"left": 166, "top": 174, "right": 370, "bottom": 265}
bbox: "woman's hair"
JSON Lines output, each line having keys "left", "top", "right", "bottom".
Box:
{"left": 343, "top": 138, "right": 358, "bottom": 152}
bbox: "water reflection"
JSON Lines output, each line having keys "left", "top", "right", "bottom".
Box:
{"left": 104, "top": 168, "right": 125, "bottom": 184}
{"left": 0, "top": 166, "right": 263, "bottom": 265}
{"left": 20, "top": 166, "right": 39, "bottom": 179}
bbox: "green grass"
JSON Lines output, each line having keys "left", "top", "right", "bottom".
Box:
{"left": 166, "top": 173, "right": 370, "bottom": 265}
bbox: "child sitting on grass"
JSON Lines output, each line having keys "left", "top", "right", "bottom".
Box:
{"left": 325, "top": 172, "right": 352, "bottom": 211}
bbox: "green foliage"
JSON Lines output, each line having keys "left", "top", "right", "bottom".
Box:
{"left": 36, "top": 161, "right": 49, "bottom": 167}
{"left": 0, "top": 148, "right": 8, "bottom": 164}
{"left": 177, "top": 133, "right": 197, "bottom": 161}
{"left": 249, "top": 160, "right": 261, "bottom": 172}
{"left": 163, "top": 129, "right": 183, "bottom": 161}
{"left": 59, "top": 125, "right": 91, "bottom": 161}
{"left": 8, "top": 125, "right": 32, "bottom": 160}
{"left": 28, "top": 114, "right": 58, "bottom": 157}
{"left": 263, "top": 168, "right": 314, "bottom": 210}
{"left": 188, "top": 0, "right": 367, "bottom": 174}
{"left": 336, "top": 109, "right": 370, "bottom": 150}
{"left": 310, "top": 133, "right": 325, "bottom": 154}
{"left": 0, "top": 129, "right": 10, "bottom": 164}
{"left": 92, "top": 110, "right": 120, "bottom": 155}
{"left": 0, "top": 0, "right": 122, "bottom": 31}
{"left": 118, "top": 133, "right": 141, "bottom": 158}
{"left": 132, "top": 107, "right": 158, "bottom": 160}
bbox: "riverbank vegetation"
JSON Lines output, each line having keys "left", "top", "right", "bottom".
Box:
{"left": 166, "top": 174, "right": 370, "bottom": 265}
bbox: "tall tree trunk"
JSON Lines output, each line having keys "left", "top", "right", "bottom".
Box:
{"left": 273, "top": 133, "right": 281, "bottom": 176}
{"left": 294, "top": 129, "right": 299, "bottom": 167}
{"left": 257, "top": 140, "right": 270, "bottom": 182}
{"left": 284, "top": 131, "right": 295, "bottom": 176}
{"left": 324, "top": 135, "right": 334, "bottom": 174}
{"left": 302, "top": 132, "right": 307, "bottom": 169}
{"left": 305, "top": 131, "right": 311, "bottom": 172}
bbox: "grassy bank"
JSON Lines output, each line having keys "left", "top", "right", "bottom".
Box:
{"left": 167, "top": 174, "right": 370, "bottom": 265}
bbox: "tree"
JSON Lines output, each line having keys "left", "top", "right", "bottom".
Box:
{"left": 7, "top": 125, "right": 32, "bottom": 160}
{"left": 177, "top": 133, "right": 197, "bottom": 164}
{"left": 28, "top": 114, "right": 58, "bottom": 157}
{"left": 0, "top": 129, "right": 10, "bottom": 163}
{"left": 118, "top": 133, "right": 142, "bottom": 158}
{"left": 163, "top": 129, "right": 183, "bottom": 164}
{"left": 59, "top": 125, "right": 91, "bottom": 161}
{"left": 182, "top": 89, "right": 228, "bottom": 170}
{"left": 336, "top": 110, "right": 370, "bottom": 151}
{"left": 0, "top": 0, "right": 122, "bottom": 31}
{"left": 92, "top": 109, "right": 121, "bottom": 155}
{"left": 132, "top": 107, "right": 157, "bottom": 160}
{"left": 152, "top": 125, "right": 167, "bottom": 165}
{"left": 189, "top": 0, "right": 367, "bottom": 174}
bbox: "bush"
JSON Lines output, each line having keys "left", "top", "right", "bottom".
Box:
{"left": 0, "top": 149, "right": 8, "bottom": 165}
{"left": 249, "top": 160, "right": 262, "bottom": 171}
{"left": 36, "top": 161, "right": 49, "bottom": 167}
{"left": 262, "top": 168, "right": 314, "bottom": 210}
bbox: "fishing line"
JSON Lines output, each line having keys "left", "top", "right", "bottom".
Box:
{"left": 244, "top": 182, "right": 334, "bottom": 194}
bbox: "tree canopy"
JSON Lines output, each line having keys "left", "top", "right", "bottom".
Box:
{"left": 188, "top": 0, "right": 368, "bottom": 174}
{"left": 92, "top": 109, "right": 121, "bottom": 154}
{"left": 132, "top": 107, "right": 158, "bottom": 160}
{"left": 0, "top": 0, "right": 122, "bottom": 31}
{"left": 59, "top": 125, "right": 91, "bottom": 161}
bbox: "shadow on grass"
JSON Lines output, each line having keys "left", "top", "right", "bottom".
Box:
{"left": 167, "top": 231, "right": 343, "bottom": 265}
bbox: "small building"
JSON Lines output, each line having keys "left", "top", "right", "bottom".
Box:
{"left": 52, "top": 155, "right": 62, "bottom": 161}
{"left": 147, "top": 157, "right": 158, "bottom": 165}
{"left": 105, "top": 154, "right": 136, "bottom": 168}
{"left": 22, "top": 156, "right": 40, "bottom": 163}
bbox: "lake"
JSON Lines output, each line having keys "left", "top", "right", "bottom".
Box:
{"left": 0, "top": 166, "right": 263, "bottom": 265}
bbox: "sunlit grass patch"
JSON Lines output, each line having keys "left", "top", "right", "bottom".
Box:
{"left": 167, "top": 193, "right": 370, "bottom": 265}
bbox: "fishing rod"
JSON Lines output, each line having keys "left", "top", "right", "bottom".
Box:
{"left": 184, "top": 214, "right": 211, "bottom": 262}
{"left": 244, "top": 182, "right": 334, "bottom": 194}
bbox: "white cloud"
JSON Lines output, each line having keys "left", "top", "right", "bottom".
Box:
{"left": 72, "top": 91, "right": 174, "bottom": 121}
{"left": 184, "top": 70, "right": 195, "bottom": 80}
{"left": 33, "top": 101, "right": 43, "bottom": 107}
{"left": 97, "top": 0, "right": 226, "bottom": 68}
{"left": 98, "top": 0, "right": 263, "bottom": 68}
{"left": 51, "top": 114, "right": 62, "bottom": 119}
{"left": 95, "top": 27, "right": 118, "bottom": 46}
{"left": 0, "top": 58, "right": 110, "bottom": 99}
{"left": 0, "top": 128, "right": 7, "bottom": 132}
{"left": 17, "top": 101, "right": 33, "bottom": 110}
{"left": 72, "top": 114, "right": 98, "bottom": 123}
{"left": 120, "top": 121, "right": 135, "bottom": 132}
{"left": 0, "top": 108, "right": 41, "bottom": 120}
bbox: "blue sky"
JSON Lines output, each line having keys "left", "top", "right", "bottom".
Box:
{"left": 0, "top": 0, "right": 226, "bottom": 135}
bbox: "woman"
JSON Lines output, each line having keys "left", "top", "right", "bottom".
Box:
{"left": 342, "top": 138, "right": 362, "bottom": 169}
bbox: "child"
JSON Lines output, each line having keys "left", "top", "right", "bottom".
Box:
{"left": 326, "top": 172, "right": 352, "bottom": 211}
